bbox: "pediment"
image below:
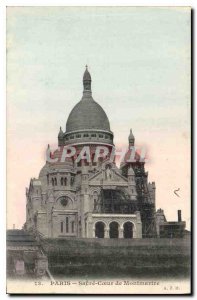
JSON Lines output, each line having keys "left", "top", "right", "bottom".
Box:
{"left": 89, "top": 168, "right": 127, "bottom": 184}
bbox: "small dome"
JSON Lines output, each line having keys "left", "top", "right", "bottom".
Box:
{"left": 129, "top": 129, "right": 135, "bottom": 141}
{"left": 58, "top": 126, "right": 64, "bottom": 138}
{"left": 39, "top": 163, "right": 50, "bottom": 179}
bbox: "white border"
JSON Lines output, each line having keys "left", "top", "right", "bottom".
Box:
{"left": 3, "top": 1, "right": 194, "bottom": 6}
{"left": 0, "top": 3, "right": 7, "bottom": 300}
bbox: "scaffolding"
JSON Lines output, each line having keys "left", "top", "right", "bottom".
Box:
{"left": 93, "top": 162, "right": 157, "bottom": 237}
{"left": 94, "top": 189, "right": 138, "bottom": 214}
{"left": 133, "top": 163, "right": 157, "bottom": 238}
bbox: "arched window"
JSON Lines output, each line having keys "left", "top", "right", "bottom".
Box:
{"left": 123, "top": 222, "right": 133, "bottom": 238}
{"left": 95, "top": 222, "right": 105, "bottom": 238}
{"left": 109, "top": 222, "right": 119, "bottom": 238}
{"left": 71, "top": 221, "right": 75, "bottom": 233}
{"left": 94, "top": 199, "right": 97, "bottom": 210}
{"left": 54, "top": 178, "right": 57, "bottom": 186}
{"left": 66, "top": 217, "right": 69, "bottom": 233}
{"left": 64, "top": 178, "right": 67, "bottom": 186}
{"left": 52, "top": 178, "right": 54, "bottom": 186}
{"left": 93, "top": 192, "right": 98, "bottom": 211}
{"left": 60, "top": 221, "right": 63, "bottom": 233}
{"left": 61, "top": 177, "right": 64, "bottom": 185}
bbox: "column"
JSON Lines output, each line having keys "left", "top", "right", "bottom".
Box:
{"left": 133, "top": 228, "right": 137, "bottom": 238}
{"left": 87, "top": 214, "right": 93, "bottom": 238}
{"left": 119, "top": 227, "right": 124, "bottom": 238}
{"left": 104, "top": 227, "right": 109, "bottom": 238}
{"left": 93, "top": 227, "right": 96, "bottom": 238}
{"left": 57, "top": 173, "right": 60, "bottom": 186}
{"left": 67, "top": 173, "right": 71, "bottom": 188}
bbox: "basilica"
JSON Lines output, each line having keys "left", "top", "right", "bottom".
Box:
{"left": 25, "top": 67, "right": 160, "bottom": 239}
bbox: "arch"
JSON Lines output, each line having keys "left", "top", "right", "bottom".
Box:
{"left": 93, "top": 191, "right": 98, "bottom": 198}
{"left": 52, "top": 178, "right": 54, "bottom": 186}
{"left": 55, "top": 192, "right": 75, "bottom": 204}
{"left": 123, "top": 221, "right": 134, "bottom": 239}
{"left": 61, "top": 177, "right": 64, "bottom": 185}
{"left": 95, "top": 221, "right": 105, "bottom": 238}
{"left": 55, "top": 194, "right": 74, "bottom": 211}
{"left": 109, "top": 221, "right": 119, "bottom": 238}
{"left": 64, "top": 177, "right": 67, "bottom": 186}
{"left": 91, "top": 188, "right": 101, "bottom": 210}
{"left": 54, "top": 178, "right": 57, "bottom": 186}
{"left": 93, "top": 220, "right": 107, "bottom": 229}
{"left": 90, "top": 187, "right": 101, "bottom": 195}
{"left": 122, "top": 220, "right": 136, "bottom": 231}
{"left": 101, "top": 160, "right": 114, "bottom": 170}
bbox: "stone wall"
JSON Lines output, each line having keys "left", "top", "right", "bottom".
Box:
{"left": 40, "top": 236, "right": 191, "bottom": 279}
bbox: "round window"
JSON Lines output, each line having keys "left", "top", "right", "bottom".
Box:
{"left": 60, "top": 196, "right": 69, "bottom": 206}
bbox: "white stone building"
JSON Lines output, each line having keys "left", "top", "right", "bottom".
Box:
{"left": 25, "top": 67, "right": 158, "bottom": 239}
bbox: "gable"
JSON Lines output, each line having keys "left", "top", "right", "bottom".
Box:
{"left": 89, "top": 168, "right": 128, "bottom": 185}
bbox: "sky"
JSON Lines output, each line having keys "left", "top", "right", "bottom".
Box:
{"left": 7, "top": 7, "right": 191, "bottom": 229}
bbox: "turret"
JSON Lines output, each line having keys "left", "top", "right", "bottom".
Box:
{"left": 83, "top": 65, "right": 92, "bottom": 96}
{"left": 58, "top": 126, "right": 64, "bottom": 146}
{"left": 128, "top": 129, "right": 135, "bottom": 147}
{"left": 81, "top": 166, "right": 89, "bottom": 186}
{"left": 127, "top": 166, "right": 137, "bottom": 200}
{"left": 148, "top": 181, "right": 156, "bottom": 203}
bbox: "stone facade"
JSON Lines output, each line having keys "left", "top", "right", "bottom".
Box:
{"left": 25, "top": 67, "right": 159, "bottom": 239}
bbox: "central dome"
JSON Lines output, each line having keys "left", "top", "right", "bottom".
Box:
{"left": 66, "top": 97, "right": 110, "bottom": 132}
{"left": 66, "top": 67, "right": 110, "bottom": 133}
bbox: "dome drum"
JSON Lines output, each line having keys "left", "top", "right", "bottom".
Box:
{"left": 61, "top": 129, "right": 114, "bottom": 146}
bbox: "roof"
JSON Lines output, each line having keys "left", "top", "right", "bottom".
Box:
{"left": 6, "top": 230, "right": 39, "bottom": 247}
{"left": 66, "top": 68, "right": 111, "bottom": 133}
{"left": 128, "top": 129, "right": 135, "bottom": 141}
{"left": 66, "top": 97, "right": 110, "bottom": 132}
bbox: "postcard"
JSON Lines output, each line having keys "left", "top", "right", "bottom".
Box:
{"left": 6, "top": 6, "right": 191, "bottom": 294}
